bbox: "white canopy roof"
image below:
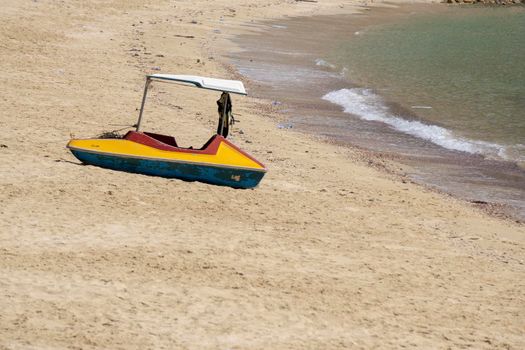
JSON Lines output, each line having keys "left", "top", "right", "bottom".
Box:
{"left": 148, "top": 74, "right": 247, "bottom": 95}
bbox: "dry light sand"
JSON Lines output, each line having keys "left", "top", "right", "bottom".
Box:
{"left": 1, "top": 0, "right": 524, "bottom": 349}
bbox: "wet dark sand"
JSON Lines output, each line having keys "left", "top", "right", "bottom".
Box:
{"left": 229, "top": 4, "right": 525, "bottom": 221}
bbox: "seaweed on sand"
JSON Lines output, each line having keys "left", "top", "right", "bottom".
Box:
{"left": 97, "top": 130, "right": 124, "bottom": 139}
{"left": 97, "top": 124, "right": 137, "bottom": 139}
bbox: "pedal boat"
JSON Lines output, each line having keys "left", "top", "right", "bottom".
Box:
{"left": 67, "top": 74, "right": 267, "bottom": 189}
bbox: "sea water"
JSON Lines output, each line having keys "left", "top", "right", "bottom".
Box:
{"left": 325, "top": 5, "right": 525, "bottom": 163}
{"left": 230, "top": 5, "right": 525, "bottom": 219}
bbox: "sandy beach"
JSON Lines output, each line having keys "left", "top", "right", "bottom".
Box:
{"left": 1, "top": 0, "right": 524, "bottom": 349}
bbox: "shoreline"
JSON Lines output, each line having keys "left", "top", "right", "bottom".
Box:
{"left": 226, "top": 4, "right": 525, "bottom": 222}
{"left": 1, "top": 1, "right": 525, "bottom": 348}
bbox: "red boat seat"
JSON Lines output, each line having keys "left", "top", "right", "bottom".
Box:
{"left": 124, "top": 131, "right": 223, "bottom": 155}
{"left": 199, "top": 134, "right": 218, "bottom": 150}
{"left": 143, "top": 132, "right": 178, "bottom": 147}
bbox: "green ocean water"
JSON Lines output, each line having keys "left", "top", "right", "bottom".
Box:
{"left": 331, "top": 6, "right": 525, "bottom": 161}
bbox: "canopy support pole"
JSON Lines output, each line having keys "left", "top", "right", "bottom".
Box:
{"left": 218, "top": 92, "right": 230, "bottom": 137}
{"left": 219, "top": 93, "right": 226, "bottom": 136}
{"left": 136, "top": 78, "right": 151, "bottom": 132}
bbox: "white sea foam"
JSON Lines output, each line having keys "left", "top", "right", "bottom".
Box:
{"left": 315, "top": 58, "right": 336, "bottom": 69}
{"left": 322, "top": 88, "right": 511, "bottom": 159}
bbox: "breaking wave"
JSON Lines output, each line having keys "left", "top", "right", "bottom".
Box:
{"left": 315, "top": 58, "right": 336, "bottom": 69}
{"left": 322, "top": 88, "right": 515, "bottom": 160}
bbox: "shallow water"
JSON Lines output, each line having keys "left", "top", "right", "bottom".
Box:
{"left": 329, "top": 5, "right": 525, "bottom": 162}
{"left": 230, "top": 5, "right": 525, "bottom": 220}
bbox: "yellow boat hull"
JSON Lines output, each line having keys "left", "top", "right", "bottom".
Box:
{"left": 67, "top": 132, "right": 266, "bottom": 188}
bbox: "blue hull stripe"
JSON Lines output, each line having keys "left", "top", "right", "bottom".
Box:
{"left": 71, "top": 150, "right": 265, "bottom": 189}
